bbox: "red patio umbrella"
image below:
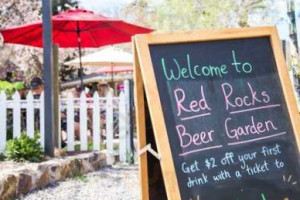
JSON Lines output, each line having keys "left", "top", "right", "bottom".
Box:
{"left": 0, "top": 8, "right": 153, "bottom": 87}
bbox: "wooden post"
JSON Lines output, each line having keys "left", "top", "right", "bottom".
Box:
{"left": 53, "top": 44, "right": 60, "bottom": 149}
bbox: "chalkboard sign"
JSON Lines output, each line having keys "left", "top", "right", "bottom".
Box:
{"left": 134, "top": 27, "right": 300, "bottom": 200}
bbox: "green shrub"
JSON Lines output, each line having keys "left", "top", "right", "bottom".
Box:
{"left": 75, "top": 174, "right": 88, "bottom": 183}
{"left": 0, "top": 80, "right": 15, "bottom": 98}
{"left": 4, "top": 134, "right": 43, "bottom": 162}
{"left": 72, "top": 141, "right": 105, "bottom": 152}
{"left": 7, "top": 128, "right": 13, "bottom": 140}
{"left": 0, "top": 153, "right": 5, "bottom": 161}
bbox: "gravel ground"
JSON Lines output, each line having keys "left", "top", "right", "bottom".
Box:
{"left": 17, "top": 165, "right": 140, "bottom": 200}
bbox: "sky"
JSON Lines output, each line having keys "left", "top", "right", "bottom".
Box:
{"left": 79, "top": 0, "right": 132, "bottom": 17}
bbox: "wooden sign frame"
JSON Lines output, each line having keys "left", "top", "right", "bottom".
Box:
{"left": 133, "top": 37, "right": 150, "bottom": 199}
{"left": 134, "top": 26, "right": 300, "bottom": 200}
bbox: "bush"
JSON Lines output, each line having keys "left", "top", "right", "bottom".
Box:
{"left": 0, "top": 153, "right": 5, "bottom": 161}
{"left": 0, "top": 80, "right": 15, "bottom": 98}
{"left": 4, "top": 134, "right": 43, "bottom": 162}
{"left": 7, "top": 128, "right": 13, "bottom": 140}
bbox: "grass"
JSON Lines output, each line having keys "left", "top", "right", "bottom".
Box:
{"left": 63, "top": 141, "right": 119, "bottom": 152}
{"left": 75, "top": 174, "right": 89, "bottom": 183}
{"left": 73, "top": 141, "right": 106, "bottom": 151}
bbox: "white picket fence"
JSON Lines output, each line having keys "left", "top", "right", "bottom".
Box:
{"left": 0, "top": 89, "right": 131, "bottom": 162}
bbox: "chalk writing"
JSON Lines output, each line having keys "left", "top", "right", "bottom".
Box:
{"left": 205, "top": 157, "right": 218, "bottom": 170}
{"left": 221, "top": 82, "right": 270, "bottom": 110}
{"left": 275, "top": 159, "right": 284, "bottom": 169}
{"left": 161, "top": 50, "right": 252, "bottom": 81}
{"left": 182, "top": 161, "right": 201, "bottom": 174}
{"left": 238, "top": 152, "right": 257, "bottom": 168}
{"left": 189, "top": 195, "right": 200, "bottom": 200}
{"left": 176, "top": 124, "right": 215, "bottom": 148}
{"left": 261, "top": 193, "right": 267, "bottom": 200}
{"left": 283, "top": 174, "right": 298, "bottom": 185}
{"left": 220, "top": 152, "right": 235, "bottom": 165}
{"left": 227, "top": 132, "right": 287, "bottom": 146}
{"left": 261, "top": 145, "right": 281, "bottom": 157}
{"left": 224, "top": 115, "right": 278, "bottom": 141}
{"left": 180, "top": 144, "right": 287, "bottom": 188}
{"left": 213, "top": 170, "right": 232, "bottom": 181}
{"left": 173, "top": 86, "right": 211, "bottom": 119}
{"left": 187, "top": 173, "right": 209, "bottom": 188}
{"left": 231, "top": 50, "right": 253, "bottom": 74}
{"left": 179, "top": 145, "right": 223, "bottom": 157}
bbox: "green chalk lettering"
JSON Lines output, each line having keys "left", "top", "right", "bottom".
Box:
{"left": 187, "top": 54, "right": 195, "bottom": 79}
{"left": 161, "top": 58, "right": 181, "bottom": 80}
{"left": 232, "top": 50, "right": 242, "bottom": 73}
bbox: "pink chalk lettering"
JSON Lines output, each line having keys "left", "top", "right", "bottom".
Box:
{"left": 221, "top": 83, "right": 236, "bottom": 110}
{"left": 179, "top": 145, "right": 223, "bottom": 156}
{"left": 177, "top": 125, "right": 192, "bottom": 148}
{"left": 176, "top": 124, "right": 215, "bottom": 148}
{"left": 225, "top": 115, "right": 279, "bottom": 141}
{"left": 247, "top": 82, "right": 262, "bottom": 104}
{"left": 230, "top": 104, "right": 281, "bottom": 114}
{"left": 261, "top": 91, "right": 270, "bottom": 103}
{"left": 221, "top": 82, "right": 273, "bottom": 111}
{"left": 174, "top": 88, "right": 191, "bottom": 116}
{"left": 181, "top": 113, "right": 211, "bottom": 121}
{"left": 228, "top": 132, "right": 286, "bottom": 146}
{"left": 173, "top": 85, "right": 211, "bottom": 117}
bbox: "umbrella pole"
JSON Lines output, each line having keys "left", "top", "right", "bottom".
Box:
{"left": 77, "top": 21, "right": 84, "bottom": 90}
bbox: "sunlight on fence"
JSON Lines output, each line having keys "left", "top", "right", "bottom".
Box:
{"left": 0, "top": 89, "right": 130, "bottom": 162}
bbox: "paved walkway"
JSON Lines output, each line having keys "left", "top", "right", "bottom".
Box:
{"left": 17, "top": 165, "right": 139, "bottom": 200}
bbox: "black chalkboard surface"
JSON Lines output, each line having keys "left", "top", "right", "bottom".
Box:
{"left": 148, "top": 36, "right": 300, "bottom": 200}
{"left": 134, "top": 27, "right": 300, "bottom": 200}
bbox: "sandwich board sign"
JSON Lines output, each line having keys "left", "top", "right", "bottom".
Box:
{"left": 133, "top": 27, "right": 300, "bottom": 200}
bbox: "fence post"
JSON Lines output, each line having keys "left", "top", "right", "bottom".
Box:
{"left": 13, "top": 92, "right": 21, "bottom": 138}
{"left": 93, "top": 92, "right": 100, "bottom": 151}
{"left": 80, "top": 92, "right": 88, "bottom": 151}
{"left": 124, "top": 80, "right": 132, "bottom": 158}
{"left": 40, "top": 92, "right": 45, "bottom": 150}
{"left": 26, "top": 91, "right": 34, "bottom": 138}
{"left": 58, "top": 95, "right": 61, "bottom": 149}
{"left": 67, "top": 92, "right": 74, "bottom": 151}
{"left": 0, "top": 92, "right": 7, "bottom": 153}
{"left": 106, "top": 91, "right": 114, "bottom": 163}
{"left": 119, "top": 92, "right": 127, "bottom": 162}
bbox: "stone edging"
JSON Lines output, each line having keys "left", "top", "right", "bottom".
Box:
{"left": 0, "top": 152, "right": 106, "bottom": 200}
